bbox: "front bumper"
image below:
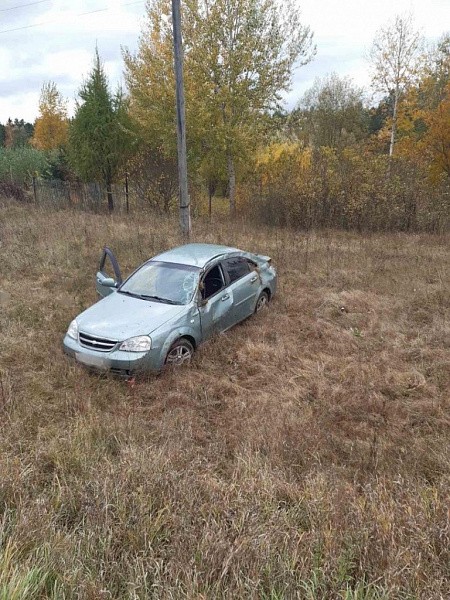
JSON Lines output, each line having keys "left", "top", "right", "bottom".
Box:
{"left": 63, "top": 335, "right": 161, "bottom": 375}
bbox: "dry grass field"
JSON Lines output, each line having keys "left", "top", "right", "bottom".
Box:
{"left": 0, "top": 199, "right": 449, "bottom": 599}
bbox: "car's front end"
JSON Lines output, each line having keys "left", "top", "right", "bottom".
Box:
{"left": 62, "top": 281, "right": 201, "bottom": 375}
{"left": 63, "top": 321, "right": 159, "bottom": 376}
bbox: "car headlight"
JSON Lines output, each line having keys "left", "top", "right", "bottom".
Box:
{"left": 119, "top": 335, "right": 151, "bottom": 352}
{"left": 67, "top": 319, "right": 78, "bottom": 340}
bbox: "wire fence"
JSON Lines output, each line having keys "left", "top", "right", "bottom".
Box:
{"left": 8, "top": 173, "right": 449, "bottom": 232}
{"left": 31, "top": 178, "right": 134, "bottom": 213}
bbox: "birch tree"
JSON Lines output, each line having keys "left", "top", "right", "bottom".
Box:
{"left": 192, "top": 0, "right": 314, "bottom": 213}
{"left": 298, "top": 73, "right": 367, "bottom": 149}
{"left": 369, "top": 15, "right": 423, "bottom": 157}
{"left": 124, "top": 0, "right": 315, "bottom": 214}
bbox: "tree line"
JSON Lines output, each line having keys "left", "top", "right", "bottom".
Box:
{"left": 1, "top": 2, "right": 449, "bottom": 231}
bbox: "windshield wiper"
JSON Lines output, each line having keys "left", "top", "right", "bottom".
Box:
{"left": 118, "top": 290, "right": 142, "bottom": 299}
{"left": 139, "top": 295, "right": 181, "bottom": 305}
{"left": 119, "top": 290, "right": 181, "bottom": 304}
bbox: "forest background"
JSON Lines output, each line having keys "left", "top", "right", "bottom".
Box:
{"left": 1, "top": 3, "right": 449, "bottom": 232}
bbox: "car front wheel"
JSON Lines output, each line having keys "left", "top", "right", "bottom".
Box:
{"left": 165, "top": 338, "right": 194, "bottom": 366}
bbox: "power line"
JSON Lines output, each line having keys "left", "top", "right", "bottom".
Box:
{"left": 0, "top": 0, "right": 49, "bottom": 12}
{"left": 0, "top": 21, "right": 47, "bottom": 34}
{"left": 77, "top": 8, "right": 108, "bottom": 18}
{"left": 0, "top": 1, "right": 144, "bottom": 34}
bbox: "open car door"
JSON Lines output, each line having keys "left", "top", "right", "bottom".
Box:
{"left": 96, "top": 247, "right": 123, "bottom": 297}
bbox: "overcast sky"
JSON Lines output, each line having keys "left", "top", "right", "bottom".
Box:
{"left": 1, "top": 0, "right": 449, "bottom": 123}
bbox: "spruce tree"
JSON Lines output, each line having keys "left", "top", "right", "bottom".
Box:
{"left": 69, "top": 49, "right": 132, "bottom": 211}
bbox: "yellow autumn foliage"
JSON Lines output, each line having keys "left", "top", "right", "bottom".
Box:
{"left": 424, "top": 81, "right": 450, "bottom": 181}
{"left": 32, "top": 82, "right": 68, "bottom": 151}
{"left": 256, "top": 142, "right": 312, "bottom": 186}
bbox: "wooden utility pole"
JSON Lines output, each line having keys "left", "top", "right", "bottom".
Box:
{"left": 171, "top": 0, "right": 191, "bottom": 237}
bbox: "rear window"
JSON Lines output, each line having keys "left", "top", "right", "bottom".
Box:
{"left": 222, "top": 257, "right": 251, "bottom": 283}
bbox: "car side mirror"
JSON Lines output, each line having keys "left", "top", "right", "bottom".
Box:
{"left": 104, "top": 278, "right": 117, "bottom": 288}
{"left": 97, "top": 274, "right": 117, "bottom": 288}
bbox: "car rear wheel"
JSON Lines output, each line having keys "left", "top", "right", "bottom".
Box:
{"left": 255, "top": 290, "right": 269, "bottom": 313}
{"left": 165, "top": 338, "right": 194, "bottom": 366}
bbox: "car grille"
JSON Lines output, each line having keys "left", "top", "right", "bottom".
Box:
{"left": 79, "top": 331, "right": 118, "bottom": 352}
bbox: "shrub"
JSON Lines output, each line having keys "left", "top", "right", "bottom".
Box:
{"left": 0, "top": 147, "right": 49, "bottom": 186}
{"left": 241, "top": 143, "right": 450, "bottom": 232}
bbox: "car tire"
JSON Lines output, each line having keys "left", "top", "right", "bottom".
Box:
{"left": 255, "top": 290, "right": 270, "bottom": 313}
{"left": 165, "top": 338, "right": 195, "bottom": 366}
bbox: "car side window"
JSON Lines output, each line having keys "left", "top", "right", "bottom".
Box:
{"left": 201, "top": 264, "right": 225, "bottom": 300}
{"left": 222, "top": 257, "right": 251, "bottom": 284}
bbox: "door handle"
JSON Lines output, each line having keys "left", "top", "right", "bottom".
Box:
{"left": 221, "top": 294, "right": 230, "bottom": 301}
{"left": 250, "top": 276, "right": 258, "bottom": 283}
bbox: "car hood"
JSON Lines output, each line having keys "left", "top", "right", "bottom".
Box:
{"left": 76, "top": 292, "right": 186, "bottom": 340}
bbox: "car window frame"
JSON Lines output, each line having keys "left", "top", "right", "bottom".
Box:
{"left": 221, "top": 256, "right": 256, "bottom": 286}
{"left": 99, "top": 246, "right": 123, "bottom": 285}
{"left": 199, "top": 262, "right": 227, "bottom": 301}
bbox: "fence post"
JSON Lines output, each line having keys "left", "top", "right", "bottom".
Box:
{"left": 125, "top": 172, "right": 129, "bottom": 214}
{"left": 32, "top": 175, "right": 37, "bottom": 204}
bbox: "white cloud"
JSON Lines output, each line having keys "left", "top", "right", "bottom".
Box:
{"left": 0, "top": 0, "right": 449, "bottom": 121}
{"left": 287, "top": 0, "right": 450, "bottom": 105}
{"left": 0, "top": 0, "right": 144, "bottom": 121}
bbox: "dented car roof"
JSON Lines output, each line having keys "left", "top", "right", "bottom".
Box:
{"left": 152, "top": 243, "right": 241, "bottom": 268}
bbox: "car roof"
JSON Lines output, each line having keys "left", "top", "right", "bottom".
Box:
{"left": 152, "top": 243, "right": 241, "bottom": 268}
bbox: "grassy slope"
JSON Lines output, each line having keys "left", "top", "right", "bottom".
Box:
{"left": 0, "top": 200, "right": 449, "bottom": 599}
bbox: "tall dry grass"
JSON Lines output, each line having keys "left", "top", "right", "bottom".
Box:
{"left": 0, "top": 198, "right": 449, "bottom": 599}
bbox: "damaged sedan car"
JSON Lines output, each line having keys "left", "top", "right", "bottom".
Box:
{"left": 63, "top": 243, "right": 277, "bottom": 376}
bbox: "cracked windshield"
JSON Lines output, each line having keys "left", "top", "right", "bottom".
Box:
{"left": 119, "top": 262, "right": 200, "bottom": 305}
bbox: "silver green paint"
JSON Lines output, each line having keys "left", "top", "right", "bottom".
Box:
{"left": 63, "top": 243, "right": 277, "bottom": 375}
